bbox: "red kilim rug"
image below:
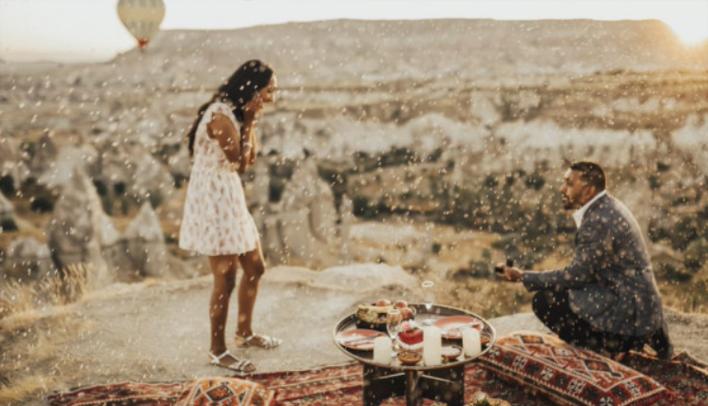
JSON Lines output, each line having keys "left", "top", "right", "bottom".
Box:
{"left": 47, "top": 352, "right": 708, "bottom": 405}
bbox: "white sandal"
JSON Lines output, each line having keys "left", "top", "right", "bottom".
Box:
{"left": 208, "top": 350, "right": 256, "bottom": 373}
{"left": 235, "top": 334, "right": 282, "bottom": 349}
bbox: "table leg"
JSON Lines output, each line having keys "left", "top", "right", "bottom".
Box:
{"left": 362, "top": 365, "right": 464, "bottom": 406}
{"left": 419, "top": 365, "right": 465, "bottom": 406}
{"left": 405, "top": 370, "right": 422, "bottom": 406}
{"left": 363, "top": 365, "right": 405, "bottom": 406}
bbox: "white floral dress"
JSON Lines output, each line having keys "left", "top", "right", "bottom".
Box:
{"left": 179, "top": 102, "right": 260, "bottom": 256}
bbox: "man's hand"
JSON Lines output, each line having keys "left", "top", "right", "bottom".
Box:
{"left": 496, "top": 263, "right": 524, "bottom": 282}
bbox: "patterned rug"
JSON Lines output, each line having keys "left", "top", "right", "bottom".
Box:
{"left": 621, "top": 351, "right": 708, "bottom": 406}
{"left": 47, "top": 382, "right": 186, "bottom": 405}
{"left": 478, "top": 332, "right": 670, "bottom": 405}
{"left": 248, "top": 363, "right": 504, "bottom": 405}
{"left": 47, "top": 352, "right": 708, "bottom": 405}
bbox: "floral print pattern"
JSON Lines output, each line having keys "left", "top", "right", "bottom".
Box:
{"left": 179, "top": 102, "right": 259, "bottom": 256}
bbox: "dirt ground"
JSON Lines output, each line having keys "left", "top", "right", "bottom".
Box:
{"left": 0, "top": 264, "right": 706, "bottom": 405}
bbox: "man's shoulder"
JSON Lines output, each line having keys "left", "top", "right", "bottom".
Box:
{"left": 586, "top": 193, "right": 620, "bottom": 216}
{"left": 583, "top": 194, "right": 635, "bottom": 232}
{"left": 579, "top": 194, "right": 620, "bottom": 230}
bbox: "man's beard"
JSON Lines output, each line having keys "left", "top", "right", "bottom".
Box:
{"left": 562, "top": 195, "right": 575, "bottom": 210}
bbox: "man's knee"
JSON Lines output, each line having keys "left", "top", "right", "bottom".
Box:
{"left": 532, "top": 291, "right": 550, "bottom": 318}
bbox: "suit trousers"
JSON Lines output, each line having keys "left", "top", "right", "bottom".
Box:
{"left": 531, "top": 289, "right": 646, "bottom": 355}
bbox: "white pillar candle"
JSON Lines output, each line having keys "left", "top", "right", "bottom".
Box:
{"left": 462, "top": 327, "right": 481, "bottom": 357}
{"left": 373, "top": 336, "right": 392, "bottom": 365}
{"left": 423, "top": 326, "right": 442, "bottom": 366}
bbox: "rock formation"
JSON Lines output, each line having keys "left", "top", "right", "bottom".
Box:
{"left": 0, "top": 191, "right": 16, "bottom": 232}
{"left": 128, "top": 150, "right": 175, "bottom": 207}
{"left": 2, "top": 237, "right": 53, "bottom": 283}
{"left": 96, "top": 142, "right": 175, "bottom": 212}
{"left": 38, "top": 145, "right": 99, "bottom": 190}
{"left": 0, "top": 137, "right": 29, "bottom": 193}
{"left": 123, "top": 202, "right": 168, "bottom": 278}
{"left": 166, "top": 145, "right": 191, "bottom": 187}
{"left": 46, "top": 168, "right": 110, "bottom": 288}
{"left": 262, "top": 159, "right": 340, "bottom": 266}
{"left": 28, "top": 131, "right": 59, "bottom": 175}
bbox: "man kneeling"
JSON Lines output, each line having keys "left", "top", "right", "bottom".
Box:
{"left": 498, "top": 161, "right": 672, "bottom": 359}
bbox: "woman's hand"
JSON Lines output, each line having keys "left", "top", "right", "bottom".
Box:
{"left": 242, "top": 99, "right": 263, "bottom": 125}
{"left": 237, "top": 126, "right": 255, "bottom": 173}
{"left": 248, "top": 134, "right": 258, "bottom": 165}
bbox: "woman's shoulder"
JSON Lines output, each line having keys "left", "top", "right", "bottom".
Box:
{"left": 206, "top": 105, "right": 240, "bottom": 136}
{"left": 210, "top": 100, "right": 236, "bottom": 116}
{"left": 205, "top": 102, "right": 236, "bottom": 123}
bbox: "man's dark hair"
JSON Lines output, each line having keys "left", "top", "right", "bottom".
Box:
{"left": 570, "top": 161, "right": 606, "bottom": 191}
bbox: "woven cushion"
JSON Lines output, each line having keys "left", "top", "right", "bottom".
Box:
{"left": 177, "top": 377, "right": 275, "bottom": 406}
{"left": 479, "top": 331, "right": 668, "bottom": 406}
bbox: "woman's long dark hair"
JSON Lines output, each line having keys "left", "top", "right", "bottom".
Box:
{"left": 186, "top": 60, "right": 274, "bottom": 156}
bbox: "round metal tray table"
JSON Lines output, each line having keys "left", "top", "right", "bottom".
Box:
{"left": 333, "top": 303, "right": 496, "bottom": 406}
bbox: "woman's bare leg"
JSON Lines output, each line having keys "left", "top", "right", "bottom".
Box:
{"left": 236, "top": 243, "right": 266, "bottom": 338}
{"left": 208, "top": 255, "right": 237, "bottom": 355}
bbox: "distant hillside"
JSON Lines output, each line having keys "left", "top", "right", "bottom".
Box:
{"left": 104, "top": 19, "right": 706, "bottom": 86}
{"left": 3, "top": 19, "right": 705, "bottom": 90}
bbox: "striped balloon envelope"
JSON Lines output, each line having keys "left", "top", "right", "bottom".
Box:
{"left": 117, "top": 0, "right": 166, "bottom": 49}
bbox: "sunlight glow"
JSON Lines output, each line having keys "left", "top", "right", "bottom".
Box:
{"left": 0, "top": 0, "right": 706, "bottom": 62}
{"left": 664, "top": 18, "right": 708, "bottom": 46}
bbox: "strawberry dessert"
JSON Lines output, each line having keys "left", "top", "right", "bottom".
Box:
{"left": 397, "top": 321, "right": 424, "bottom": 350}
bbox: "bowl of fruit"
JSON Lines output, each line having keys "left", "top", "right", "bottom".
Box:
{"left": 355, "top": 299, "right": 416, "bottom": 332}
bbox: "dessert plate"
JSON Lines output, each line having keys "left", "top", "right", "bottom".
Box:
{"left": 336, "top": 329, "right": 385, "bottom": 351}
{"left": 434, "top": 316, "right": 482, "bottom": 340}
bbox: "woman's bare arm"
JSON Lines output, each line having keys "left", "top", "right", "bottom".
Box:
{"left": 206, "top": 113, "right": 241, "bottom": 163}
{"left": 239, "top": 121, "right": 257, "bottom": 172}
{"left": 248, "top": 133, "right": 258, "bottom": 165}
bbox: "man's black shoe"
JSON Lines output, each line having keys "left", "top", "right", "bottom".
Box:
{"left": 650, "top": 320, "right": 673, "bottom": 360}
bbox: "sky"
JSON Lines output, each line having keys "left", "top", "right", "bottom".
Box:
{"left": 0, "top": 0, "right": 707, "bottom": 63}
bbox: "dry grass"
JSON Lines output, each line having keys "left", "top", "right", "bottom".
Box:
{"left": 0, "top": 374, "right": 57, "bottom": 405}
{"left": 444, "top": 278, "right": 534, "bottom": 318}
{"left": 0, "top": 263, "right": 89, "bottom": 321}
{"left": 0, "top": 319, "right": 64, "bottom": 405}
{"left": 0, "top": 216, "right": 48, "bottom": 249}
{"left": 658, "top": 281, "right": 708, "bottom": 314}
{"left": 0, "top": 306, "right": 72, "bottom": 338}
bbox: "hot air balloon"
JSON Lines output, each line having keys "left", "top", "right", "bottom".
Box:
{"left": 117, "top": 0, "right": 166, "bottom": 50}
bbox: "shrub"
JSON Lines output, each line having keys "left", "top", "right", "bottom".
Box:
{"left": 525, "top": 173, "right": 546, "bottom": 190}
{"left": 483, "top": 175, "right": 498, "bottom": 189}
{"left": 113, "top": 182, "right": 127, "bottom": 196}
{"left": 431, "top": 242, "right": 442, "bottom": 254}
{"left": 268, "top": 178, "right": 286, "bottom": 203}
{"left": 670, "top": 216, "right": 699, "bottom": 251}
{"left": 0, "top": 176, "right": 14, "bottom": 196}
{"left": 352, "top": 195, "right": 381, "bottom": 218}
{"left": 29, "top": 196, "right": 54, "bottom": 213}
{"left": 656, "top": 262, "right": 693, "bottom": 283}
{"left": 656, "top": 161, "right": 670, "bottom": 172}
{"left": 684, "top": 238, "right": 707, "bottom": 273}
{"left": 648, "top": 217, "right": 670, "bottom": 242}
{"left": 647, "top": 174, "right": 661, "bottom": 190}
{"left": 148, "top": 192, "right": 163, "bottom": 208}
{"left": 0, "top": 219, "right": 18, "bottom": 232}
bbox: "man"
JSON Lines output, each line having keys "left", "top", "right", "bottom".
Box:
{"left": 498, "top": 161, "right": 672, "bottom": 359}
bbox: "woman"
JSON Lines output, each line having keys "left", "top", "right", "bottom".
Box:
{"left": 180, "top": 60, "right": 280, "bottom": 373}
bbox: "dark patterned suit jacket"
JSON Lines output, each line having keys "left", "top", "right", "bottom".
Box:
{"left": 523, "top": 193, "right": 664, "bottom": 337}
